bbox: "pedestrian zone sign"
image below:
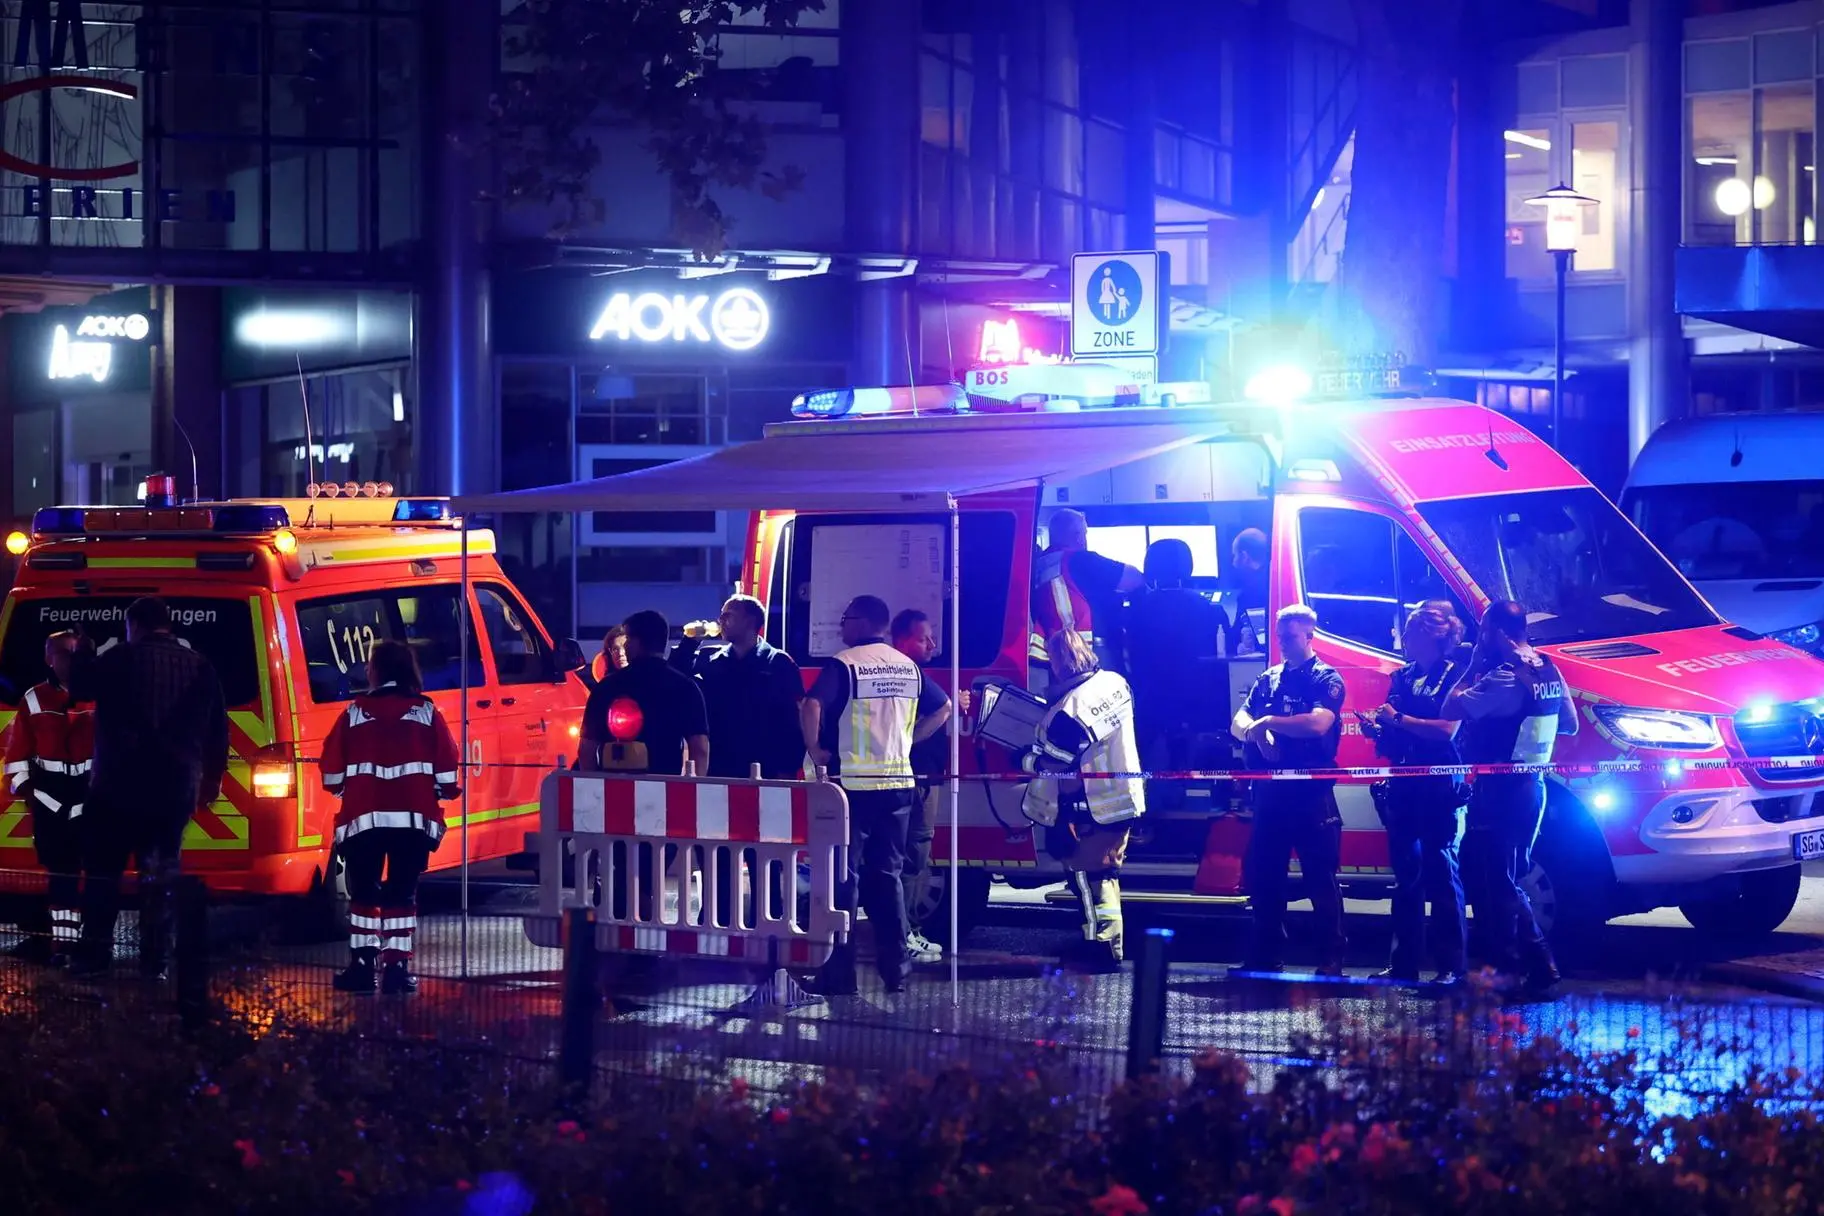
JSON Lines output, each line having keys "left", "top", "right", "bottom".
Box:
{"left": 1071, "top": 251, "right": 1163, "bottom": 359}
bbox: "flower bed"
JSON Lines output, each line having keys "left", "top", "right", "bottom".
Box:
{"left": 3, "top": 983, "right": 1821, "bottom": 1215}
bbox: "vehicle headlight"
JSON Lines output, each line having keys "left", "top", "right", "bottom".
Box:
{"left": 1592, "top": 706, "right": 1720, "bottom": 751}
{"left": 1769, "top": 622, "right": 1824, "bottom": 653}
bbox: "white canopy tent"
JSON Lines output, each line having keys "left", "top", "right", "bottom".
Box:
{"left": 448, "top": 417, "right": 1223, "bottom": 994}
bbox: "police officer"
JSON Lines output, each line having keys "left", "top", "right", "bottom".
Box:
{"left": 801, "top": 595, "right": 948, "bottom": 994}
{"left": 1363, "top": 600, "right": 1469, "bottom": 985}
{"left": 3, "top": 630, "right": 93, "bottom": 962}
{"left": 320, "top": 640, "right": 462, "bottom": 995}
{"left": 1022, "top": 629, "right": 1145, "bottom": 969}
{"left": 1230, "top": 604, "right": 1348, "bottom": 975}
{"left": 1444, "top": 599, "right": 1578, "bottom": 994}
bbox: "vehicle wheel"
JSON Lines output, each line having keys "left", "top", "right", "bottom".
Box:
{"left": 1679, "top": 864, "right": 1802, "bottom": 938}
{"left": 285, "top": 851, "right": 351, "bottom": 944}
{"left": 1519, "top": 788, "right": 1615, "bottom": 950}
{"left": 908, "top": 866, "right": 990, "bottom": 948}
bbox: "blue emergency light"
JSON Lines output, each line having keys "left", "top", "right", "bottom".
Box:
{"left": 393, "top": 499, "right": 453, "bottom": 522}
{"left": 29, "top": 504, "right": 293, "bottom": 535}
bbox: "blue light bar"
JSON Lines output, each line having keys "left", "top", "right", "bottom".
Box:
{"left": 213, "top": 505, "right": 291, "bottom": 532}
{"left": 31, "top": 508, "right": 87, "bottom": 534}
{"left": 393, "top": 499, "right": 453, "bottom": 522}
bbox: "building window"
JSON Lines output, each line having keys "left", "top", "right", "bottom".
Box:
{"left": 1570, "top": 121, "right": 1619, "bottom": 271}
{"left": 247, "top": 366, "right": 413, "bottom": 497}
{"left": 1757, "top": 84, "right": 1814, "bottom": 244}
{"left": 1504, "top": 126, "right": 1553, "bottom": 280}
{"left": 1685, "top": 49, "right": 1816, "bottom": 247}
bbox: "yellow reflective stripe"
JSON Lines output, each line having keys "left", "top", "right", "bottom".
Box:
{"left": 445, "top": 801, "right": 539, "bottom": 829}
{"left": 183, "top": 801, "right": 251, "bottom": 850}
{"left": 0, "top": 808, "right": 29, "bottom": 847}
{"left": 88, "top": 557, "right": 196, "bottom": 569}
{"left": 268, "top": 597, "right": 317, "bottom": 848}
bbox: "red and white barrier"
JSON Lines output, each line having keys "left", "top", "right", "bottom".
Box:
{"left": 523, "top": 770, "right": 851, "bottom": 975}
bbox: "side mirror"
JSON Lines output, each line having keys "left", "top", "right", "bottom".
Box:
{"left": 555, "top": 637, "right": 588, "bottom": 677}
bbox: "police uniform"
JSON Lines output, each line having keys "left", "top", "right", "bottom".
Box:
{"left": 1455, "top": 651, "right": 1576, "bottom": 978}
{"left": 1372, "top": 656, "right": 1469, "bottom": 978}
{"left": 1239, "top": 655, "right": 1348, "bottom": 971}
{"left": 319, "top": 681, "right": 461, "bottom": 994}
{"left": 2, "top": 680, "right": 93, "bottom": 956}
{"left": 806, "top": 638, "right": 945, "bottom": 991}
{"left": 1022, "top": 668, "right": 1145, "bottom": 964}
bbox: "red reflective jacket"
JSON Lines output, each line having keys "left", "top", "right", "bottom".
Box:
{"left": 319, "top": 685, "right": 460, "bottom": 845}
{"left": 3, "top": 681, "right": 94, "bottom": 819}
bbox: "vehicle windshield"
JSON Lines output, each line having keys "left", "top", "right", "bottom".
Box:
{"left": 1417, "top": 487, "right": 1719, "bottom": 644}
{"left": 1623, "top": 480, "right": 1824, "bottom": 582}
{"left": 0, "top": 596, "right": 261, "bottom": 708}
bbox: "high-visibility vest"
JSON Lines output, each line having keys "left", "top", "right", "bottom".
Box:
{"left": 1022, "top": 669, "right": 1146, "bottom": 827}
{"left": 831, "top": 642, "right": 920, "bottom": 791}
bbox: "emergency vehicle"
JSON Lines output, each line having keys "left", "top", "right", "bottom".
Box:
{"left": 748, "top": 364, "right": 1824, "bottom": 945}
{"left": 0, "top": 484, "right": 588, "bottom": 926}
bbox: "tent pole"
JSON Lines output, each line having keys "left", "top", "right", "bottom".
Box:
{"left": 459, "top": 520, "right": 471, "bottom": 979}
{"left": 948, "top": 497, "right": 961, "bottom": 1006}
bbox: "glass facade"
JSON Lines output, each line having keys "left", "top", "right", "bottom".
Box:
{"left": 1505, "top": 53, "right": 1627, "bottom": 281}
{"left": 225, "top": 366, "right": 415, "bottom": 498}
{"left": 0, "top": 1, "right": 418, "bottom": 253}
{"left": 1685, "top": 32, "right": 1816, "bottom": 245}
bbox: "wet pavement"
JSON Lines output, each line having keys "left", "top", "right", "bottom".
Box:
{"left": 8, "top": 867, "right": 1824, "bottom": 1111}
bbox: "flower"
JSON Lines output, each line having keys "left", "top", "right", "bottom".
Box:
{"left": 730, "top": 1078, "right": 749, "bottom": 1100}
{"left": 337, "top": 1169, "right": 356, "bottom": 1188}
{"left": 1290, "top": 1143, "right": 1320, "bottom": 1175}
{"left": 233, "top": 1139, "right": 261, "bottom": 1170}
{"left": 1269, "top": 1198, "right": 1296, "bottom": 1216}
{"left": 556, "top": 1120, "right": 580, "bottom": 1136}
{"left": 929, "top": 1184, "right": 948, "bottom": 1198}
{"left": 454, "top": 1179, "right": 473, "bottom": 1192}
{"left": 201, "top": 1084, "right": 221, "bottom": 1098}
{"left": 770, "top": 1107, "right": 791, "bottom": 1124}
{"left": 1627, "top": 1026, "right": 1642, "bottom": 1039}
{"left": 1088, "top": 1183, "right": 1149, "bottom": 1216}
{"left": 1237, "top": 1197, "right": 1263, "bottom": 1216}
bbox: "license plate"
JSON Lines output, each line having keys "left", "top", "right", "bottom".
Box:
{"left": 1793, "top": 828, "right": 1824, "bottom": 862}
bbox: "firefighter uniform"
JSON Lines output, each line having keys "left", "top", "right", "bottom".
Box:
{"left": 3, "top": 681, "right": 93, "bottom": 955}
{"left": 1239, "top": 656, "right": 1348, "bottom": 973}
{"left": 806, "top": 639, "right": 945, "bottom": 992}
{"left": 1455, "top": 652, "right": 1576, "bottom": 984}
{"left": 1022, "top": 668, "right": 1145, "bottom": 965}
{"left": 319, "top": 683, "right": 460, "bottom": 994}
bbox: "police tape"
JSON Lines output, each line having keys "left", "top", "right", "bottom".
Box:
{"left": 287, "top": 754, "right": 1824, "bottom": 781}
{"left": 988, "top": 755, "right": 1824, "bottom": 781}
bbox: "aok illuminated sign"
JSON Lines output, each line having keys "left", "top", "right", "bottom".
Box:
{"left": 47, "top": 312, "right": 153, "bottom": 383}
{"left": 588, "top": 287, "right": 770, "bottom": 351}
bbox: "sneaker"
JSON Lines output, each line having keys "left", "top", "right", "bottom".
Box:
{"left": 380, "top": 963, "right": 418, "bottom": 996}
{"left": 906, "top": 932, "right": 943, "bottom": 964}
{"left": 333, "top": 959, "right": 377, "bottom": 994}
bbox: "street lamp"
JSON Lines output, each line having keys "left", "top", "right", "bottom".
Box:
{"left": 1524, "top": 183, "right": 1599, "bottom": 453}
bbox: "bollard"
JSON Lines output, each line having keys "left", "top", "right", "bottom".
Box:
{"left": 174, "top": 875, "right": 209, "bottom": 1033}
{"left": 1124, "top": 926, "right": 1173, "bottom": 1080}
{"left": 558, "top": 905, "right": 598, "bottom": 1102}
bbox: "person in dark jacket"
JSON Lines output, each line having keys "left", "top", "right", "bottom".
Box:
{"left": 72, "top": 597, "right": 229, "bottom": 979}
{"left": 679, "top": 595, "right": 806, "bottom": 780}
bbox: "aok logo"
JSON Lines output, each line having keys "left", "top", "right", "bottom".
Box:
{"left": 76, "top": 313, "right": 150, "bottom": 340}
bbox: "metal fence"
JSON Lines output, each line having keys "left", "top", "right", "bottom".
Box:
{"left": 7, "top": 865, "right": 1824, "bottom": 1122}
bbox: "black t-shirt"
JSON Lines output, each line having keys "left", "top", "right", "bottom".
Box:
{"left": 580, "top": 656, "right": 709, "bottom": 775}
{"left": 1125, "top": 586, "right": 1224, "bottom": 720}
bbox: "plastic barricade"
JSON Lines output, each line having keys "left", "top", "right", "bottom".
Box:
{"left": 523, "top": 770, "right": 852, "bottom": 985}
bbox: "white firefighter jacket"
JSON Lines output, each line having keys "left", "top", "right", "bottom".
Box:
{"left": 830, "top": 641, "right": 921, "bottom": 791}
{"left": 1022, "top": 669, "right": 1146, "bottom": 827}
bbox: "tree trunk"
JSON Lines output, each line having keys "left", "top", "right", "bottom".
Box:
{"left": 1339, "top": 0, "right": 1465, "bottom": 366}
